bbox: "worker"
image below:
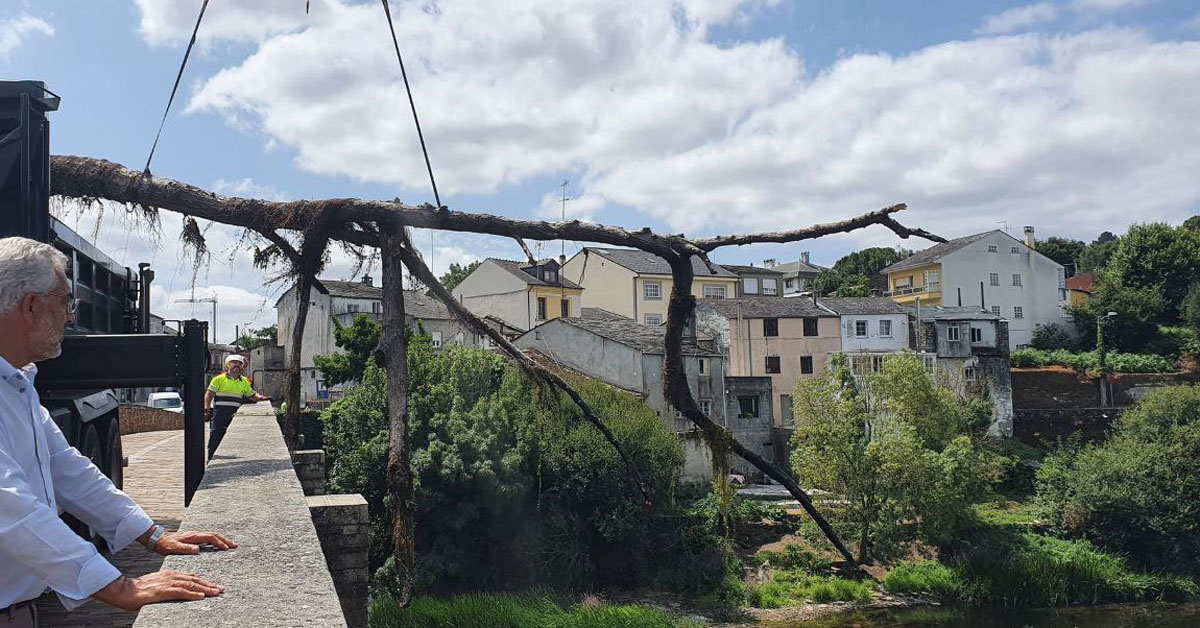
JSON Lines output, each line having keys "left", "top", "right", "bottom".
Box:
{"left": 204, "top": 354, "right": 268, "bottom": 460}
{"left": 0, "top": 237, "right": 237, "bottom": 625}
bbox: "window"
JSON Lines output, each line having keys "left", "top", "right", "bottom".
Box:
{"left": 644, "top": 281, "right": 662, "bottom": 300}
{"left": 854, "top": 320, "right": 868, "bottom": 338}
{"left": 785, "top": 278, "right": 795, "bottom": 289}
{"left": 800, "top": 356, "right": 814, "bottom": 374}
{"left": 543, "top": 269, "right": 558, "bottom": 283}
{"left": 947, "top": 325, "right": 961, "bottom": 342}
{"left": 430, "top": 331, "right": 443, "bottom": 350}
{"left": 1016, "top": 343, "right": 1030, "bottom": 350}
{"left": 964, "top": 366, "right": 977, "bottom": 381}
{"left": 371, "top": 301, "right": 381, "bottom": 314}
{"left": 1012, "top": 273, "right": 1022, "bottom": 287}
{"left": 924, "top": 269, "right": 940, "bottom": 285}
{"left": 743, "top": 277, "right": 759, "bottom": 295}
{"left": 762, "top": 279, "right": 778, "bottom": 295}
{"left": 991, "top": 305, "right": 1001, "bottom": 316}
{"left": 1011, "top": 246, "right": 1021, "bottom": 254}
{"left": 803, "top": 317, "right": 819, "bottom": 337}
{"left": 561, "top": 299, "right": 570, "bottom": 318}
{"left": 644, "top": 313, "right": 662, "bottom": 326}
{"left": 1014, "top": 306, "right": 1024, "bottom": 319}
{"left": 347, "top": 303, "right": 360, "bottom": 313}
{"left": 988, "top": 244, "right": 998, "bottom": 253}
{"left": 698, "top": 358, "right": 709, "bottom": 375}
{"left": 738, "top": 395, "right": 760, "bottom": 418}
{"left": 765, "top": 356, "right": 781, "bottom": 374}
{"left": 990, "top": 272, "right": 1000, "bottom": 286}
{"left": 970, "top": 327, "right": 983, "bottom": 343}
{"left": 763, "top": 318, "right": 779, "bottom": 337}
{"left": 893, "top": 276, "right": 912, "bottom": 289}
{"left": 780, "top": 394, "right": 794, "bottom": 426}
{"left": 537, "top": 297, "right": 547, "bottom": 320}
{"left": 700, "top": 400, "right": 712, "bottom": 415}
{"left": 879, "top": 319, "right": 892, "bottom": 337}
{"left": 703, "top": 284, "right": 727, "bottom": 299}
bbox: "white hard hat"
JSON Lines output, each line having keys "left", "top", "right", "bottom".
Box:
{"left": 225, "top": 354, "right": 247, "bottom": 366}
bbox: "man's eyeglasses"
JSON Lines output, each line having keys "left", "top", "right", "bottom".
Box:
{"left": 39, "top": 292, "right": 79, "bottom": 315}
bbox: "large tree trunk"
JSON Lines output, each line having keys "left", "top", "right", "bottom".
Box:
{"left": 283, "top": 271, "right": 313, "bottom": 449}
{"left": 661, "top": 253, "right": 861, "bottom": 569}
{"left": 378, "top": 223, "right": 416, "bottom": 605}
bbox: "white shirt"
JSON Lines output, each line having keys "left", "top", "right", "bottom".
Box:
{"left": 0, "top": 355, "right": 154, "bottom": 609}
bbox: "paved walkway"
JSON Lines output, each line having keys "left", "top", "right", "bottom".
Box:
{"left": 36, "top": 429, "right": 190, "bottom": 628}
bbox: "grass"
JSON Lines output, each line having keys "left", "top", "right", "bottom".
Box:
{"left": 886, "top": 532, "right": 1198, "bottom": 607}
{"left": 754, "top": 544, "right": 832, "bottom": 573}
{"left": 974, "top": 500, "right": 1042, "bottom": 527}
{"left": 369, "top": 593, "right": 700, "bottom": 628}
{"left": 747, "top": 571, "right": 875, "bottom": 607}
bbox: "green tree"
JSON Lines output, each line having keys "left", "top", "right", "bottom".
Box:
{"left": 1030, "top": 323, "right": 1074, "bottom": 351}
{"left": 791, "top": 354, "right": 994, "bottom": 562}
{"left": 438, "top": 260, "right": 482, "bottom": 291}
{"left": 1078, "top": 232, "right": 1120, "bottom": 273}
{"left": 234, "top": 324, "right": 277, "bottom": 351}
{"left": 808, "top": 247, "right": 910, "bottom": 295}
{"left": 1182, "top": 215, "right": 1200, "bottom": 231}
{"left": 1184, "top": 282, "right": 1200, "bottom": 332}
{"left": 1035, "top": 237, "right": 1086, "bottom": 276}
{"left": 1103, "top": 222, "right": 1200, "bottom": 320}
{"left": 1037, "top": 385, "right": 1200, "bottom": 571}
{"left": 313, "top": 313, "right": 381, "bottom": 386}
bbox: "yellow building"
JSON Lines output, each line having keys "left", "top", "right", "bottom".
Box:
{"left": 883, "top": 262, "right": 944, "bottom": 306}
{"left": 562, "top": 247, "right": 739, "bottom": 326}
{"left": 451, "top": 258, "right": 583, "bottom": 331}
{"left": 1066, "top": 271, "right": 1095, "bottom": 307}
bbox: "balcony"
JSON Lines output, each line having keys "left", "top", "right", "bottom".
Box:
{"left": 885, "top": 282, "right": 940, "bottom": 297}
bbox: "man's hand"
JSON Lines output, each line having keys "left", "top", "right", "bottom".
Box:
{"left": 153, "top": 530, "right": 238, "bottom": 555}
{"left": 93, "top": 572, "right": 223, "bottom": 611}
{"left": 204, "top": 407, "right": 213, "bottom": 421}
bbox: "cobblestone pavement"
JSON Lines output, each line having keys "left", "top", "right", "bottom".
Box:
{"left": 36, "top": 429, "right": 191, "bottom": 628}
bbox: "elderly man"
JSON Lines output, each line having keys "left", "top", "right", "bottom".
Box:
{"left": 0, "top": 237, "right": 236, "bottom": 627}
{"left": 204, "top": 354, "right": 268, "bottom": 460}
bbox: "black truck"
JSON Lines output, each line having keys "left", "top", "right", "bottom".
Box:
{"left": 1, "top": 80, "right": 208, "bottom": 510}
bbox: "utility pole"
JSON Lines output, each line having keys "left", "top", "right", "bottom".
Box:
{"left": 559, "top": 180, "right": 571, "bottom": 315}
{"left": 176, "top": 293, "right": 218, "bottom": 343}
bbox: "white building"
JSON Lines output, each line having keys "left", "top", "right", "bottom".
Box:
{"left": 818, "top": 297, "right": 912, "bottom": 354}
{"left": 882, "top": 227, "right": 1067, "bottom": 350}
{"left": 451, "top": 258, "right": 584, "bottom": 332}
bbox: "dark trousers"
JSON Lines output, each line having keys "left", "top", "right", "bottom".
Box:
{"left": 1, "top": 601, "right": 36, "bottom": 628}
{"left": 208, "top": 406, "right": 238, "bottom": 459}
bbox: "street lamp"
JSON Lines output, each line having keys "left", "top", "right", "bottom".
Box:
{"left": 175, "top": 294, "right": 218, "bottom": 343}
{"left": 1097, "top": 311, "right": 1117, "bottom": 375}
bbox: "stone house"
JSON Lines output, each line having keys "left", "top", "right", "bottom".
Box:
{"left": 769, "top": 252, "right": 828, "bottom": 295}
{"left": 722, "top": 264, "right": 784, "bottom": 297}
{"left": 562, "top": 247, "right": 739, "bottom": 327}
{"left": 452, "top": 258, "right": 583, "bottom": 331}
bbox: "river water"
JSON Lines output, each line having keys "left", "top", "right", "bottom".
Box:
{"left": 770, "top": 603, "right": 1200, "bottom": 627}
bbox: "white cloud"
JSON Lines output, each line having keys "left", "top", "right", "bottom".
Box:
{"left": 134, "top": 0, "right": 317, "bottom": 46}
{"left": 1071, "top": 0, "right": 1147, "bottom": 12}
{"left": 0, "top": 15, "right": 54, "bottom": 60}
{"left": 976, "top": 3, "right": 1058, "bottom": 35}
{"left": 212, "top": 177, "right": 288, "bottom": 201}
{"left": 128, "top": 1, "right": 1200, "bottom": 252}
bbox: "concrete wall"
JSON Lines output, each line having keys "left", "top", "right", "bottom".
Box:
{"left": 453, "top": 261, "right": 532, "bottom": 329}
{"left": 514, "top": 320, "right": 645, "bottom": 393}
{"left": 838, "top": 313, "right": 911, "bottom": 353}
{"left": 940, "top": 231, "right": 1068, "bottom": 349}
{"left": 563, "top": 251, "right": 637, "bottom": 318}
{"left": 723, "top": 315, "right": 841, "bottom": 425}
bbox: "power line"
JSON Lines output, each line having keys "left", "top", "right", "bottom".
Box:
{"left": 143, "top": 0, "right": 209, "bottom": 175}
{"left": 379, "top": 0, "right": 442, "bottom": 209}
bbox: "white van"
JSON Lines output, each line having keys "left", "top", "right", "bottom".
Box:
{"left": 147, "top": 391, "right": 184, "bottom": 413}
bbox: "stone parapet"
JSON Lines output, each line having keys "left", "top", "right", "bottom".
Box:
{"left": 292, "top": 449, "right": 327, "bottom": 496}
{"left": 133, "top": 403, "right": 347, "bottom": 628}
{"left": 308, "top": 494, "right": 369, "bottom": 628}
{"left": 118, "top": 404, "right": 183, "bottom": 435}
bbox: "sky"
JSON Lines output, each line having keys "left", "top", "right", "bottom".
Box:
{"left": 5, "top": 0, "right": 1200, "bottom": 343}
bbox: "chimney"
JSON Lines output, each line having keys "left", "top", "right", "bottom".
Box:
{"left": 801, "top": 251, "right": 810, "bottom": 264}
{"left": 1023, "top": 226, "right": 1035, "bottom": 249}
{"left": 763, "top": 258, "right": 776, "bottom": 268}
{"left": 559, "top": 254, "right": 566, "bottom": 265}
{"left": 361, "top": 276, "right": 373, "bottom": 286}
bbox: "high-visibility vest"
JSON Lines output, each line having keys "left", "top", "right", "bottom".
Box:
{"left": 208, "top": 373, "right": 254, "bottom": 408}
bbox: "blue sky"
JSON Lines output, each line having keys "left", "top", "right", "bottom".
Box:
{"left": 4, "top": 0, "right": 1199, "bottom": 341}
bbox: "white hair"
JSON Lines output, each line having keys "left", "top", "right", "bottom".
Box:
{"left": 0, "top": 237, "right": 70, "bottom": 316}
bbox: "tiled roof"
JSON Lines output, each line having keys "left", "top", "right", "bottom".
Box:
{"left": 879, "top": 231, "right": 997, "bottom": 274}
{"left": 771, "top": 259, "right": 828, "bottom": 275}
{"left": 698, "top": 296, "right": 834, "bottom": 319}
{"left": 320, "top": 279, "right": 382, "bottom": 300}
{"left": 721, "top": 264, "right": 784, "bottom": 276}
{"left": 583, "top": 247, "right": 737, "bottom": 278}
{"left": 907, "top": 305, "right": 1002, "bottom": 321}
{"left": 556, "top": 317, "right": 720, "bottom": 356}
{"left": 1066, "top": 271, "right": 1096, "bottom": 293}
{"left": 580, "top": 307, "right": 629, "bottom": 321}
{"left": 818, "top": 297, "right": 910, "bottom": 315}
{"left": 489, "top": 259, "right": 583, "bottom": 289}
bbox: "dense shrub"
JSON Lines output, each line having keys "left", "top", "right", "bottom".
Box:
{"left": 1036, "top": 386, "right": 1200, "bottom": 571}
{"left": 1030, "top": 323, "right": 1074, "bottom": 351}
{"left": 1009, "top": 348, "right": 1175, "bottom": 373}
{"left": 321, "top": 335, "right": 703, "bottom": 595}
{"left": 1143, "top": 325, "right": 1200, "bottom": 358}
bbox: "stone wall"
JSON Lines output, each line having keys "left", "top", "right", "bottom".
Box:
{"left": 724, "top": 376, "right": 774, "bottom": 479}
{"left": 293, "top": 449, "right": 327, "bottom": 496}
{"left": 308, "top": 495, "right": 369, "bottom": 628}
{"left": 118, "top": 404, "right": 183, "bottom": 435}
{"left": 1014, "top": 407, "right": 1122, "bottom": 447}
